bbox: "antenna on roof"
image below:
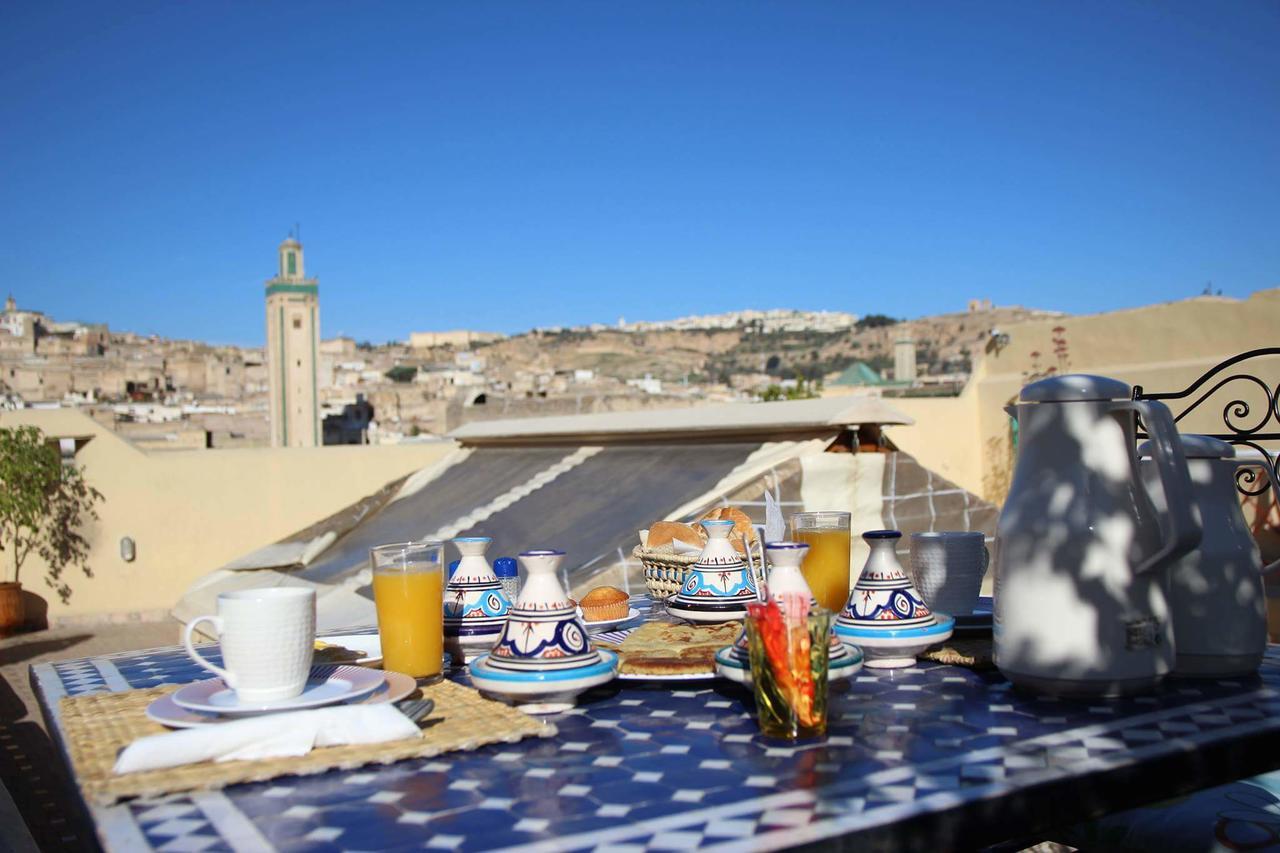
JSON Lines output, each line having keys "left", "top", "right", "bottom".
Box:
{"left": 296, "top": 222, "right": 302, "bottom": 244}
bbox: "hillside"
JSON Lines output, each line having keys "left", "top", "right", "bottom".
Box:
{"left": 473, "top": 305, "right": 1062, "bottom": 387}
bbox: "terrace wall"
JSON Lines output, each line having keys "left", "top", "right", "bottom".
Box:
{"left": 0, "top": 409, "right": 454, "bottom": 625}
{"left": 887, "top": 288, "right": 1280, "bottom": 502}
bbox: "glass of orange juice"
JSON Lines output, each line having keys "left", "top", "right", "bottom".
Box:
{"left": 790, "top": 512, "right": 852, "bottom": 613}
{"left": 371, "top": 540, "right": 445, "bottom": 681}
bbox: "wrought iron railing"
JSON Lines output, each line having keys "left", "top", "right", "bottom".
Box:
{"left": 1133, "top": 347, "right": 1280, "bottom": 495}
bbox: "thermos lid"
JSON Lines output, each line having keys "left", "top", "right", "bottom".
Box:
{"left": 493, "top": 557, "right": 518, "bottom": 578}
{"left": 1138, "top": 433, "right": 1235, "bottom": 459}
{"left": 1019, "top": 374, "right": 1132, "bottom": 403}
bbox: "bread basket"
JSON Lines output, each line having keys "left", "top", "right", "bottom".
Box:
{"left": 633, "top": 541, "right": 765, "bottom": 602}
{"left": 632, "top": 546, "right": 699, "bottom": 601}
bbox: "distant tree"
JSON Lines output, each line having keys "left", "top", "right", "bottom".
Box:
{"left": 758, "top": 379, "right": 820, "bottom": 403}
{"left": 385, "top": 365, "right": 417, "bottom": 383}
{"left": 0, "top": 426, "right": 103, "bottom": 603}
{"left": 855, "top": 314, "right": 899, "bottom": 331}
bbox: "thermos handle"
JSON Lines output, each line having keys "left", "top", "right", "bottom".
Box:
{"left": 1125, "top": 400, "right": 1201, "bottom": 574}
{"left": 1233, "top": 458, "right": 1280, "bottom": 574}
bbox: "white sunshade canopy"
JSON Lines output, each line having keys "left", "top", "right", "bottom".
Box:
{"left": 449, "top": 394, "right": 914, "bottom": 445}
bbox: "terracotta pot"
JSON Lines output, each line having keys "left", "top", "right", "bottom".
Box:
{"left": 0, "top": 582, "right": 24, "bottom": 636}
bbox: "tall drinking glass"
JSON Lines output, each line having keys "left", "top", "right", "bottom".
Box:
{"left": 371, "top": 540, "right": 445, "bottom": 681}
{"left": 790, "top": 512, "right": 852, "bottom": 612}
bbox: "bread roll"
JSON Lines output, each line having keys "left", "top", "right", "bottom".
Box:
{"left": 646, "top": 521, "right": 704, "bottom": 550}
{"left": 698, "top": 506, "right": 758, "bottom": 553}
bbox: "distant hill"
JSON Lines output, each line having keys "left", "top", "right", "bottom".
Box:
{"left": 473, "top": 305, "right": 1063, "bottom": 386}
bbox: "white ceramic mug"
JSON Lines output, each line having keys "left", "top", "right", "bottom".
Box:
{"left": 908, "top": 532, "right": 988, "bottom": 617}
{"left": 183, "top": 587, "right": 316, "bottom": 703}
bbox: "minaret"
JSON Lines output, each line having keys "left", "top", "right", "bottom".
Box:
{"left": 265, "top": 237, "right": 320, "bottom": 447}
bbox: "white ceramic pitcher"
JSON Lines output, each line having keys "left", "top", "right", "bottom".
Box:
{"left": 994, "top": 374, "right": 1200, "bottom": 696}
{"left": 1140, "top": 435, "right": 1280, "bottom": 677}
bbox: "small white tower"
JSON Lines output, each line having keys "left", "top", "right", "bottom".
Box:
{"left": 894, "top": 338, "right": 917, "bottom": 383}
{"left": 265, "top": 237, "right": 320, "bottom": 448}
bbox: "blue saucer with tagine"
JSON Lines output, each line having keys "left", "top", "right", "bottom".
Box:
{"left": 715, "top": 541, "right": 864, "bottom": 684}
{"left": 443, "top": 537, "right": 512, "bottom": 664}
{"left": 665, "top": 520, "right": 758, "bottom": 623}
{"left": 833, "top": 530, "right": 954, "bottom": 669}
{"left": 469, "top": 549, "right": 618, "bottom": 713}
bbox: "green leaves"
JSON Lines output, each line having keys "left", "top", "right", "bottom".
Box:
{"left": 0, "top": 426, "right": 103, "bottom": 602}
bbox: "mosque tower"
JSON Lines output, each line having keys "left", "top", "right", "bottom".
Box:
{"left": 265, "top": 236, "right": 320, "bottom": 448}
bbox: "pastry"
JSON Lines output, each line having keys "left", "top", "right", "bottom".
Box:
{"left": 597, "top": 621, "right": 741, "bottom": 676}
{"left": 580, "top": 586, "right": 629, "bottom": 621}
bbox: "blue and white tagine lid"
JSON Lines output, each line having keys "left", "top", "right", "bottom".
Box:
{"left": 833, "top": 530, "right": 953, "bottom": 669}
{"left": 715, "top": 541, "right": 863, "bottom": 684}
{"left": 666, "top": 520, "right": 757, "bottom": 623}
{"left": 470, "top": 549, "right": 617, "bottom": 713}
{"left": 444, "top": 537, "right": 512, "bottom": 653}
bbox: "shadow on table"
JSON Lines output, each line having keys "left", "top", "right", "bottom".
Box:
{"left": 0, "top": 667, "right": 101, "bottom": 852}
{"left": 0, "top": 634, "right": 92, "bottom": 667}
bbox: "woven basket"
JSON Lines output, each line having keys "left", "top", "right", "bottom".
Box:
{"left": 632, "top": 545, "right": 699, "bottom": 601}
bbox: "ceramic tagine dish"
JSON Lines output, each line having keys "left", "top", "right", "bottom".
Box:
{"left": 468, "top": 549, "right": 618, "bottom": 713}
{"left": 714, "top": 541, "right": 864, "bottom": 685}
{"left": 665, "top": 519, "right": 758, "bottom": 623}
{"left": 443, "top": 537, "right": 512, "bottom": 664}
{"left": 834, "top": 530, "right": 954, "bottom": 669}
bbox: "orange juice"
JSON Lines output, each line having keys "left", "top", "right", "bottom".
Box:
{"left": 373, "top": 568, "right": 443, "bottom": 678}
{"left": 795, "top": 529, "right": 852, "bottom": 612}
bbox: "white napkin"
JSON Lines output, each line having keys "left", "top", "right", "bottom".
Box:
{"left": 114, "top": 704, "right": 421, "bottom": 775}
{"left": 764, "top": 484, "right": 785, "bottom": 544}
{"left": 672, "top": 539, "right": 702, "bottom": 555}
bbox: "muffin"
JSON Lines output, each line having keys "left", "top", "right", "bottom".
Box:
{"left": 580, "top": 586, "right": 630, "bottom": 621}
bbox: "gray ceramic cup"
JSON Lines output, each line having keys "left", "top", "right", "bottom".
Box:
{"left": 908, "top": 532, "right": 988, "bottom": 617}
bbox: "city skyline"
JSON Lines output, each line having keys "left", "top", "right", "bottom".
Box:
{"left": 3, "top": 2, "right": 1279, "bottom": 347}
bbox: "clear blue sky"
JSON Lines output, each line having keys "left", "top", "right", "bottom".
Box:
{"left": 3, "top": 3, "right": 1278, "bottom": 346}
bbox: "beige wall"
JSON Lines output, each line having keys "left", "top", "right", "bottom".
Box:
{"left": 0, "top": 409, "right": 454, "bottom": 623}
{"left": 886, "top": 289, "right": 1280, "bottom": 501}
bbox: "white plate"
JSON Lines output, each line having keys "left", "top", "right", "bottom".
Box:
{"left": 172, "top": 665, "right": 386, "bottom": 716}
{"left": 616, "top": 670, "right": 716, "bottom": 682}
{"left": 580, "top": 607, "right": 642, "bottom": 632}
{"left": 314, "top": 634, "right": 382, "bottom": 665}
{"left": 147, "top": 670, "right": 417, "bottom": 728}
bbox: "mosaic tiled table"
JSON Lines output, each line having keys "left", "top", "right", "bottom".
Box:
{"left": 29, "top": 607, "right": 1280, "bottom": 852}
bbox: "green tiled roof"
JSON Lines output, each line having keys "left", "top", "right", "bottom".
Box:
{"left": 832, "top": 361, "right": 889, "bottom": 386}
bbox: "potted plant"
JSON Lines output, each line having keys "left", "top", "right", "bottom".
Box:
{"left": 0, "top": 426, "right": 102, "bottom": 633}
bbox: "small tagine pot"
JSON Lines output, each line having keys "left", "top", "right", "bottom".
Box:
{"left": 443, "top": 537, "right": 512, "bottom": 663}
{"left": 469, "top": 549, "right": 617, "bottom": 713}
{"left": 666, "top": 520, "right": 757, "bottom": 623}
{"left": 833, "top": 530, "right": 954, "bottom": 668}
{"left": 715, "top": 541, "right": 864, "bottom": 685}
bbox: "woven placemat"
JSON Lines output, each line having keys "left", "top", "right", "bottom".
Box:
{"left": 921, "top": 636, "right": 995, "bottom": 670}
{"left": 61, "top": 679, "right": 556, "bottom": 806}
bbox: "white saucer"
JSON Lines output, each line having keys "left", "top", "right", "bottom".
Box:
{"left": 148, "top": 670, "right": 417, "bottom": 728}
{"left": 834, "top": 613, "right": 955, "bottom": 669}
{"left": 580, "top": 607, "right": 642, "bottom": 631}
{"left": 664, "top": 595, "right": 750, "bottom": 624}
{"left": 172, "top": 665, "right": 386, "bottom": 715}
{"left": 468, "top": 650, "right": 619, "bottom": 714}
{"left": 713, "top": 643, "right": 865, "bottom": 685}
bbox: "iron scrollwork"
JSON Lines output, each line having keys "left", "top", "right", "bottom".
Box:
{"left": 1133, "top": 347, "right": 1280, "bottom": 496}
